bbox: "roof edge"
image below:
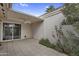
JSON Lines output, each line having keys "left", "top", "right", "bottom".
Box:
{"left": 9, "top": 9, "right": 43, "bottom": 21}
{"left": 39, "top": 7, "right": 63, "bottom": 18}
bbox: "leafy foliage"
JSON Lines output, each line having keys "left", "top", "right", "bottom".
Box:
{"left": 46, "top": 5, "right": 55, "bottom": 13}
{"left": 62, "top": 3, "right": 79, "bottom": 24}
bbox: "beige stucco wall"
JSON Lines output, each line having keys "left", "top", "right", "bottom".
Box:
{"left": 0, "top": 23, "right": 1, "bottom": 40}
{"left": 21, "top": 23, "right": 32, "bottom": 39}
{"left": 32, "top": 22, "right": 44, "bottom": 40}
{"left": 32, "top": 13, "right": 65, "bottom": 43}
{"left": 0, "top": 18, "right": 32, "bottom": 41}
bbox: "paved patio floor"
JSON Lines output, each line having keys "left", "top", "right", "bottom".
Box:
{"left": 0, "top": 39, "right": 67, "bottom": 56}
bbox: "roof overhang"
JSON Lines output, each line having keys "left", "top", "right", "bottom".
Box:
{"left": 6, "top": 9, "right": 43, "bottom": 23}
{"left": 1, "top": 3, "right": 43, "bottom": 24}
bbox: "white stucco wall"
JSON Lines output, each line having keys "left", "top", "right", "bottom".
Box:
{"left": 0, "top": 18, "right": 32, "bottom": 41}
{"left": 32, "top": 12, "right": 65, "bottom": 43}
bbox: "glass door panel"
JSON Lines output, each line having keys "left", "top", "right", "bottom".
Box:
{"left": 13, "top": 24, "right": 21, "bottom": 39}
{"left": 3, "top": 23, "right": 21, "bottom": 40}
{"left": 3, "top": 23, "right": 13, "bottom": 40}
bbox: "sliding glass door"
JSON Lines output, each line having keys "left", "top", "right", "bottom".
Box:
{"left": 13, "top": 24, "right": 21, "bottom": 39}
{"left": 3, "top": 23, "right": 21, "bottom": 40}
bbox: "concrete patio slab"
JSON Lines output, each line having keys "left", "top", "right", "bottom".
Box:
{"left": 0, "top": 39, "right": 67, "bottom": 56}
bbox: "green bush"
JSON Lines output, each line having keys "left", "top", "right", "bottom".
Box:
{"left": 39, "top": 31, "right": 79, "bottom": 55}
{"left": 39, "top": 38, "right": 64, "bottom": 53}
{"left": 39, "top": 38, "right": 56, "bottom": 48}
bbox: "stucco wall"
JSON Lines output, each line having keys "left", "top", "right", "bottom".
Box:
{"left": 0, "top": 23, "right": 1, "bottom": 40}
{"left": 32, "top": 13, "right": 65, "bottom": 43}
{"left": 21, "top": 23, "right": 32, "bottom": 39}
{"left": 32, "top": 22, "right": 44, "bottom": 40}
{"left": 0, "top": 18, "right": 32, "bottom": 41}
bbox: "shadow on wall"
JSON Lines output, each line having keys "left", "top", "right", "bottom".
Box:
{"left": 32, "top": 21, "right": 44, "bottom": 40}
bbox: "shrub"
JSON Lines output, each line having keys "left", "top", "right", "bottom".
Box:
{"left": 40, "top": 39, "right": 63, "bottom": 53}
{"left": 62, "top": 4, "right": 79, "bottom": 25}
{"left": 39, "top": 38, "right": 56, "bottom": 48}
